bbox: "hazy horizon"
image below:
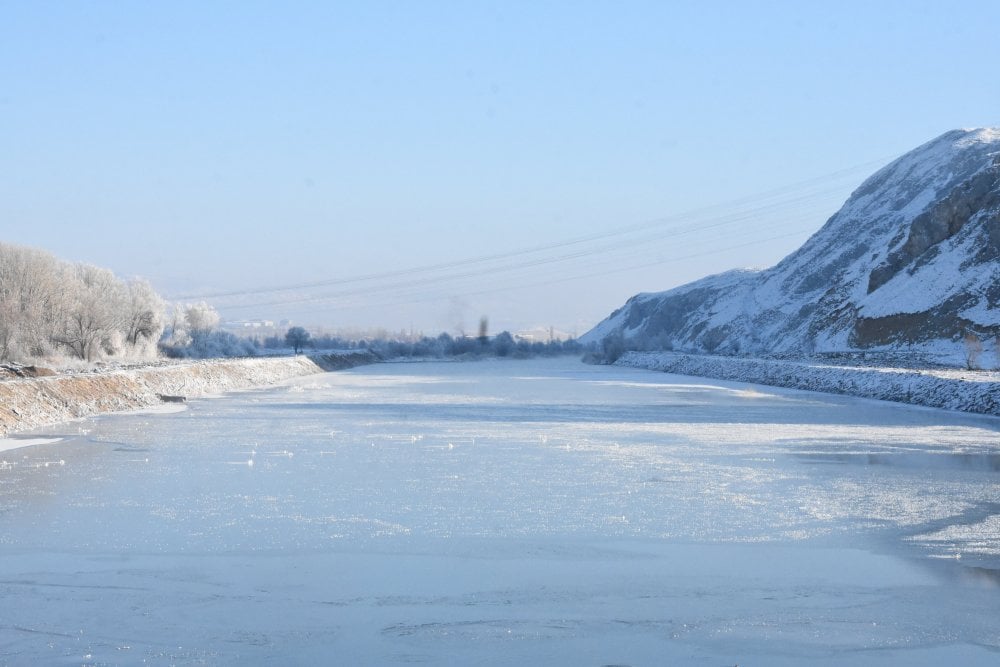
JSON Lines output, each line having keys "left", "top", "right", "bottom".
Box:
{"left": 4, "top": 2, "right": 999, "bottom": 335}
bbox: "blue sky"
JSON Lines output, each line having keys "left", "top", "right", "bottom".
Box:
{"left": 3, "top": 2, "right": 999, "bottom": 335}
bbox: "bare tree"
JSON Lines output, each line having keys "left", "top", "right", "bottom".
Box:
{"left": 285, "top": 326, "right": 310, "bottom": 354}
{"left": 478, "top": 316, "right": 489, "bottom": 345}
{"left": 963, "top": 332, "right": 983, "bottom": 370}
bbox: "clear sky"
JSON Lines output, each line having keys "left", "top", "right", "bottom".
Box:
{"left": 3, "top": 1, "right": 999, "bottom": 337}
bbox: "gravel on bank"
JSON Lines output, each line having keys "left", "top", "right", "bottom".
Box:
{"left": 0, "top": 352, "right": 377, "bottom": 437}
{"left": 615, "top": 351, "right": 1000, "bottom": 417}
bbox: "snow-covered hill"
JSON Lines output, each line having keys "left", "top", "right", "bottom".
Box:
{"left": 582, "top": 128, "right": 1000, "bottom": 365}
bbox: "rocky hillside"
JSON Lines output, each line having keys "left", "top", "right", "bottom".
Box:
{"left": 583, "top": 128, "right": 1000, "bottom": 365}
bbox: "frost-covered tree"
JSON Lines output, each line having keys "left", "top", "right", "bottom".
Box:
{"left": 160, "top": 303, "right": 191, "bottom": 347}
{"left": 159, "top": 301, "right": 258, "bottom": 359}
{"left": 53, "top": 264, "right": 129, "bottom": 360}
{"left": 184, "top": 301, "right": 221, "bottom": 337}
{"left": 123, "top": 279, "right": 165, "bottom": 351}
{"left": 0, "top": 242, "right": 168, "bottom": 363}
{"left": 0, "top": 243, "right": 67, "bottom": 360}
{"left": 963, "top": 332, "right": 983, "bottom": 370}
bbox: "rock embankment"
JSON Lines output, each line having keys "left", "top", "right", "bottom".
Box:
{"left": 310, "top": 351, "right": 381, "bottom": 370}
{"left": 0, "top": 352, "right": 377, "bottom": 437}
{"left": 616, "top": 351, "right": 1000, "bottom": 417}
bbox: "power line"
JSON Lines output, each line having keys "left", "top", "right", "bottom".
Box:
{"left": 204, "top": 183, "right": 846, "bottom": 311}
{"left": 218, "top": 226, "right": 814, "bottom": 314}
{"left": 172, "top": 155, "right": 892, "bottom": 303}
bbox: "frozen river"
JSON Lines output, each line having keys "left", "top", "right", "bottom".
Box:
{"left": 1, "top": 358, "right": 999, "bottom": 665}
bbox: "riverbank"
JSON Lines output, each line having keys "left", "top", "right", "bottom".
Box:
{"left": 0, "top": 352, "right": 377, "bottom": 437}
{"left": 615, "top": 351, "right": 1000, "bottom": 417}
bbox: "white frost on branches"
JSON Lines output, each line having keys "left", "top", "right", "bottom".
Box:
{"left": 0, "top": 243, "right": 166, "bottom": 362}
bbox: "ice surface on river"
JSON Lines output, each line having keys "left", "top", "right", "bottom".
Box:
{"left": 1, "top": 358, "right": 999, "bottom": 665}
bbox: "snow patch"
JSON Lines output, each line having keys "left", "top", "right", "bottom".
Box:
{"left": 0, "top": 436, "right": 63, "bottom": 454}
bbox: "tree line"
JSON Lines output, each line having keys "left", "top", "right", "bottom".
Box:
{"left": 260, "top": 329, "right": 583, "bottom": 359}
{"left": 1, "top": 241, "right": 587, "bottom": 365}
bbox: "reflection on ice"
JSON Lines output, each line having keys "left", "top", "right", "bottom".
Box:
{"left": 796, "top": 451, "right": 1000, "bottom": 471}
{"left": 0, "top": 358, "right": 998, "bottom": 665}
{"left": 911, "top": 513, "right": 1000, "bottom": 559}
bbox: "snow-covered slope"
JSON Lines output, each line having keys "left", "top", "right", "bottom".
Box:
{"left": 583, "top": 129, "right": 1000, "bottom": 362}
{"left": 0, "top": 353, "right": 377, "bottom": 438}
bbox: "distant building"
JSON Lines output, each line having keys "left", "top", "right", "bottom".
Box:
{"left": 514, "top": 326, "right": 574, "bottom": 343}
{"left": 223, "top": 319, "right": 275, "bottom": 330}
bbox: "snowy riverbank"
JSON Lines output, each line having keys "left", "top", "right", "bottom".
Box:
{"left": 615, "top": 351, "right": 1000, "bottom": 416}
{"left": 0, "top": 352, "right": 377, "bottom": 438}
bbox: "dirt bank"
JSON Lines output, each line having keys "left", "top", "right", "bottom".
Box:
{"left": 0, "top": 352, "right": 377, "bottom": 437}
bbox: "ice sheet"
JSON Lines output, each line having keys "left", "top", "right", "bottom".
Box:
{"left": 1, "top": 358, "right": 998, "bottom": 665}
